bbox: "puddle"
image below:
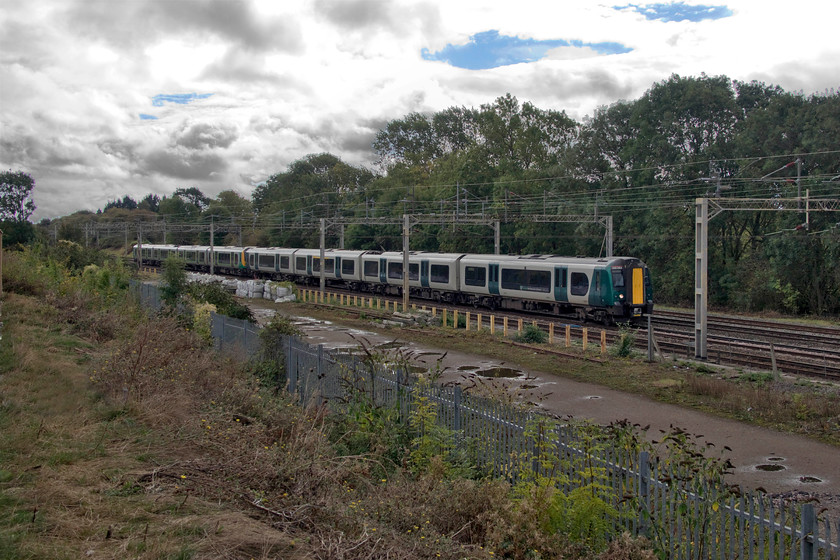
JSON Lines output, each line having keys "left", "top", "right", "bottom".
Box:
{"left": 755, "top": 464, "right": 786, "bottom": 472}
{"left": 766, "top": 457, "right": 785, "bottom": 462}
{"left": 475, "top": 367, "right": 523, "bottom": 378}
{"left": 585, "top": 395, "right": 602, "bottom": 400}
{"left": 458, "top": 365, "right": 479, "bottom": 371}
{"left": 375, "top": 341, "right": 405, "bottom": 350}
{"left": 521, "top": 384, "right": 538, "bottom": 390}
{"left": 799, "top": 476, "right": 822, "bottom": 484}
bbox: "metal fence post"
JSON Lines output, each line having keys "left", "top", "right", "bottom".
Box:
{"left": 638, "top": 451, "right": 651, "bottom": 537}
{"left": 453, "top": 385, "right": 462, "bottom": 432}
{"left": 317, "top": 344, "right": 325, "bottom": 406}
{"left": 801, "top": 503, "right": 815, "bottom": 560}
{"left": 287, "top": 337, "right": 296, "bottom": 395}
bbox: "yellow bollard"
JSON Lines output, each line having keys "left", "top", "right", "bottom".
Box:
{"left": 442, "top": 309, "right": 447, "bottom": 326}
{"left": 503, "top": 317, "right": 509, "bottom": 337}
{"left": 582, "top": 328, "right": 588, "bottom": 351}
{"left": 565, "top": 325, "right": 571, "bottom": 347}
{"left": 518, "top": 318, "right": 523, "bottom": 333}
{"left": 453, "top": 310, "right": 459, "bottom": 328}
{"left": 601, "top": 330, "right": 606, "bottom": 355}
{"left": 477, "top": 314, "right": 482, "bottom": 331}
{"left": 549, "top": 323, "right": 554, "bottom": 344}
{"left": 490, "top": 315, "right": 495, "bottom": 334}
{"left": 465, "top": 312, "right": 471, "bottom": 331}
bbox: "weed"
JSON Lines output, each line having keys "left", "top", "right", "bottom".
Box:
{"left": 515, "top": 323, "right": 548, "bottom": 344}
{"left": 612, "top": 325, "right": 636, "bottom": 358}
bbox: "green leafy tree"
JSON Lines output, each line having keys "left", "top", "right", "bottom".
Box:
{"left": 173, "top": 187, "right": 210, "bottom": 211}
{"left": 0, "top": 170, "right": 36, "bottom": 222}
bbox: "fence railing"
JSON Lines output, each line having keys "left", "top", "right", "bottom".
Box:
{"left": 136, "top": 282, "right": 840, "bottom": 559}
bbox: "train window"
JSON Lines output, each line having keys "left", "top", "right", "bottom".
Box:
{"left": 570, "top": 272, "right": 589, "bottom": 296}
{"left": 525, "top": 270, "right": 551, "bottom": 292}
{"left": 296, "top": 256, "right": 307, "bottom": 270}
{"left": 501, "top": 268, "right": 522, "bottom": 290}
{"left": 259, "top": 254, "right": 275, "bottom": 269}
{"left": 464, "top": 266, "right": 486, "bottom": 287}
{"left": 312, "top": 259, "right": 321, "bottom": 272}
{"left": 364, "top": 260, "right": 378, "bottom": 277}
{"left": 611, "top": 266, "right": 625, "bottom": 288}
{"left": 218, "top": 253, "right": 231, "bottom": 265}
{"left": 186, "top": 251, "right": 196, "bottom": 262}
{"left": 409, "top": 263, "right": 419, "bottom": 280}
{"left": 430, "top": 264, "right": 450, "bottom": 283}
{"left": 249, "top": 254, "right": 255, "bottom": 267}
{"left": 324, "top": 259, "right": 334, "bottom": 273}
{"left": 280, "top": 256, "right": 290, "bottom": 269}
{"left": 199, "top": 252, "right": 205, "bottom": 263}
{"left": 342, "top": 260, "right": 355, "bottom": 275}
{"left": 388, "top": 262, "right": 403, "bottom": 279}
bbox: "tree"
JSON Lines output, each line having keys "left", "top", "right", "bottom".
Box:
{"left": 103, "top": 195, "right": 137, "bottom": 211}
{"left": 173, "top": 187, "right": 210, "bottom": 210}
{"left": 138, "top": 194, "right": 161, "bottom": 212}
{"left": 0, "top": 170, "right": 36, "bottom": 222}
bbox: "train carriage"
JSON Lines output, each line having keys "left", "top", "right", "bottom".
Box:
{"left": 212, "top": 246, "right": 248, "bottom": 275}
{"left": 134, "top": 243, "right": 652, "bottom": 323}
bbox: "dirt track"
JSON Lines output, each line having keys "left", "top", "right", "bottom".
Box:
{"left": 251, "top": 304, "right": 840, "bottom": 516}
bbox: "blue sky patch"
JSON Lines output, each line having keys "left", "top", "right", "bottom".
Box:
{"left": 151, "top": 93, "right": 214, "bottom": 107}
{"left": 139, "top": 113, "right": 158, "bottom": 120}
{"left": 617, "top": 2, "right": 733, "bottom": 22}
{"left": 422, "top": 30, "right": 632, "bottom": 70}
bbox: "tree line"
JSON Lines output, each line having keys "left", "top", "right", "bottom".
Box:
{"left": 9, "top": 73, "right": 840, "bottom": 315}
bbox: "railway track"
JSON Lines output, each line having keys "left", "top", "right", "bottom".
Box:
{"left": 305, "top": 286, "right": 840, "bottom": 381}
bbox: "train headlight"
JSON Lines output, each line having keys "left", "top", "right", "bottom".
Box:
{"left": 619, "top": 294, "right": 624, "bottom": 299}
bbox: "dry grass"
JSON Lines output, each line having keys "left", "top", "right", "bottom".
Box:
{"left": 0, "top": 274, "right": 659, "bottom": 560}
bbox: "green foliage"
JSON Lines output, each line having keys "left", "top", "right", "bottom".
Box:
{"left": 515, "top": 323, "right": 548, "bottom": 344}
{"left": 407, "top": 375, "right": 460, "bottom": 477}
{"left": 191, "top": 302, "right": 216, "bottom": 344}
{"left": 505, "top": 417, "right": 620, "bottom": 554}
{"left": 186, "top": 282, "right": 253, "bottom": 321}
{"left": 254, "top": 313, "right": 301, "bottom": 386}
{"left": 612, "top": 325, "right": 636, "bottom": 358}
{"left": 160, "top": 255, "right": 187, "bottom": 307}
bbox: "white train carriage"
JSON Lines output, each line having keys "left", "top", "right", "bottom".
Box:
{"left": 245, "top": 247, "right": 297, "bottom": 277}
{"left": 135, "top": 243, "right": 182, "bottom": 266}
{"left": 331, "top": 250, "right": 368, "bottom": 286}
{"left": 212, "top": 246, "right": 248, "bottom": 275}
{"left": 414, "top": 252, "right": 462, "bottom": 301}
{"left": 176, "top": 245, "right": 212, "bottom": 269}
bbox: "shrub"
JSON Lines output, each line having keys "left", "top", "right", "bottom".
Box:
{"left": 612, "top": 325, "right": 636, "bottom": 358}
{"left": 516, "top": 323, "right": 547, "bottom": 344}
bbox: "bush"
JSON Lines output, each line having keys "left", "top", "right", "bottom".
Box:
{"left": 612, "top": 325, "right": 636, "bottom": 358}
{"left": 187, "top": 281, "right": 253, "bottom": 321}
{"left": 515, "top": 323, "right": 547, "bottom": 344}
{"left": 160, "top": 255, "right": 187, "bottom": 307}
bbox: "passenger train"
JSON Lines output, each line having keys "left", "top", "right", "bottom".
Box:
{"left": 134, "top": 244, "right": 653, "bottom": 324}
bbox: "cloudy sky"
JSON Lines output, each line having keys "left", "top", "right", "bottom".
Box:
{"left": 1, "top": 0, "right": 838, "bottom": 222}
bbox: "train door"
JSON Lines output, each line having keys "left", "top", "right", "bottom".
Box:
{"left": 379, "top": 258, "right": 387, "bottom": 284}
{"left": 589, "top": 269, "right": 608, "bottom": 306}
{"left": 335, "top": 256, "right": 342, "bottom": 279}
{"left": 553, "top": 266, "right": 568, "bottom": 302}
{"left": 420, "top": 261, "right": 430, "bottom": 288}
{"left": 488, "top": 263, "right": 500, "bottom": 295}
{"left": 307, "top": 255, "right": 313, "bottom": 276}
{"left": 632, "top": 267, "right": 644, "bottom": 305}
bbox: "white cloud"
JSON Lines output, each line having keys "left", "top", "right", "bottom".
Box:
{"left": 1, "top": 0, "right": 838, "bottom": 221}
